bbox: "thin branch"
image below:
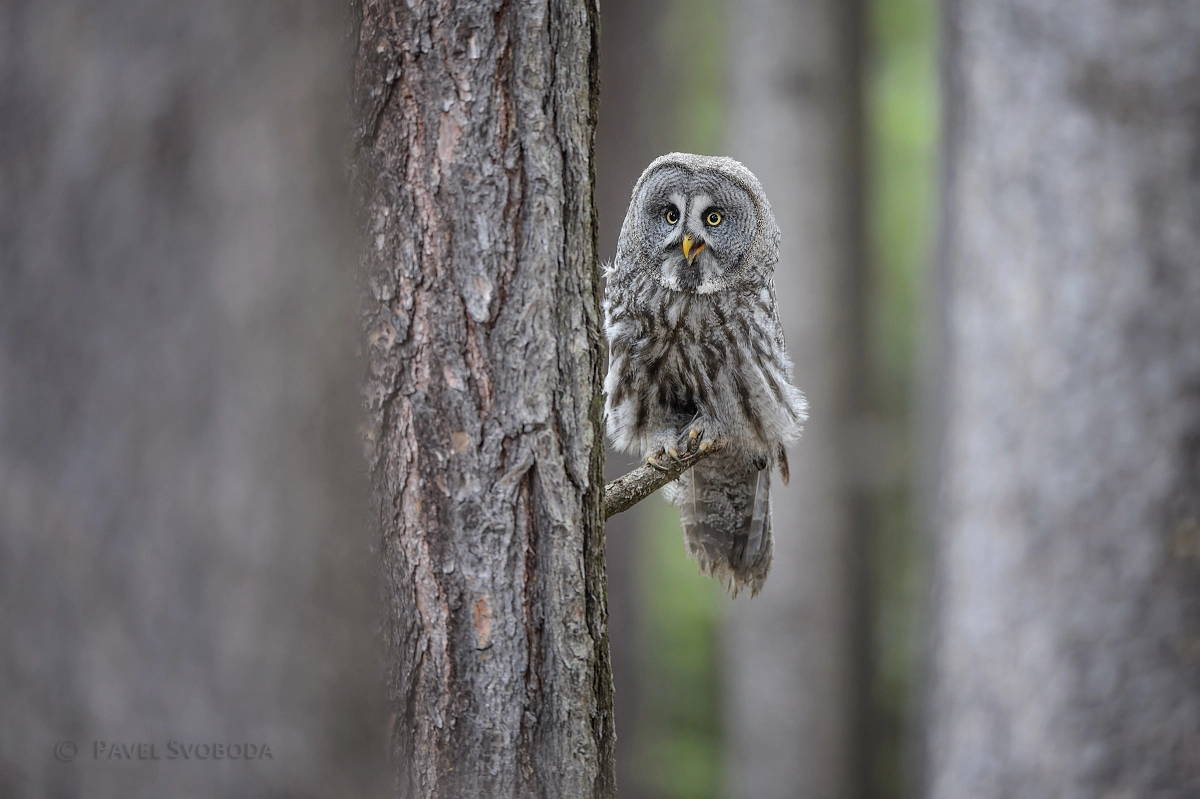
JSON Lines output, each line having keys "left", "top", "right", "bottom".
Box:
{"left": 602, "top": 442, "right": 722, "bottom": 520}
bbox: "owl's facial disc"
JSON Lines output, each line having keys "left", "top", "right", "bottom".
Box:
{"left": 635, "top": 166, "right": 758, "bottom": 294}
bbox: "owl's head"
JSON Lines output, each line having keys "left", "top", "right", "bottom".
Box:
{"left": 618, "top": 153, "right": 779, "bottom": 294}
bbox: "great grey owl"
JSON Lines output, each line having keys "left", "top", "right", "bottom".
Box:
{"left": 604, "top": 153, "right": 807, "bottom": 597}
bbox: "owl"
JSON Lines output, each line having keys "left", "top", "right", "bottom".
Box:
{"left": 604, "top": 153, "right": 807, "bottom": 597}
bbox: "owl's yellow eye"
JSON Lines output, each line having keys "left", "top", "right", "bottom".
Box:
{"left": 706, "top": 211, "right": 723, "bottom": 226}
{"left": 665, "top": 208, "right": 679, "bottom": 225}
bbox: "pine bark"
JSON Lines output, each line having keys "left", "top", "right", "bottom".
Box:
{"left": 724, "top": 2, "right": 869, "bottom": 798}
{"left": 351, "top": 2, "right": 613, "bottom": 796}
{"left": 929, "top": 3, "right": 1200, "bottom": 797}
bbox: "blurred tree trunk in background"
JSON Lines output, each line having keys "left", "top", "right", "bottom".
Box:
{"left": 929, "top": 3, "right": 1200, "bottom": 797}
{"left": 352, "top": 2, "right": 614, "bottom": 796}
{"left": 725, "top": 2, "right": 870, "bottom": 798}
{"left": 0, "top": 2, "right": 384, "bottom": 797}
{"left": 594, "top": 0, "right": 661, "bottom": 795}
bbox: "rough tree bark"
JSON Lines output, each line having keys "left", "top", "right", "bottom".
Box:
{"left": 724, "top": 1, "right": 870, "bottom": 798}
{"left": 928, "top": 3, "right": 1200, "bottom": 797}
{"left": 0, "top": 2, "right": 384, "bottom": 797}
{"left": 352, "top": 2, "right": 614, "bottom": 796}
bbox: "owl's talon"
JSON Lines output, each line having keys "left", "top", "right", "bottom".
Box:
{"left": 682, "top": 420, "right": 724, "bottom": 457}
{"left": 646, "top": 429, "right": 681, "bottom": 470}
{"left": 646, "top": 449, "right": 672, "bottom": 471}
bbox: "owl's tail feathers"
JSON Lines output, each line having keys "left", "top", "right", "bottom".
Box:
{"left": 670, "top": 457, "right": 773, "bottom": 597}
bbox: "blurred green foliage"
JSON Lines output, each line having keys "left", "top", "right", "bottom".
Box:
{"left": 865, "top": 0, "right": 937, "bottom": 797}
{"left": 637, "top": 500, "right": 724, "bottom": 799}
{"left": 660, "top": 0, "right": 726, "bottom": 158}
{"left": 633, "top": 3, "right": 728, "bottom": 798}
{"left": 630, "top": 1, "right": 937, "bottom": 797}
{"left": 868, "top": 0, "right": 938, "bottom": 401}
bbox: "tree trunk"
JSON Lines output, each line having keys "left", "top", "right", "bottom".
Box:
{"left": 928, "top": 3, "right": 1200, "bottom": 797}
{"left": 0, "top": 2, "right": 384, "bottom": 797}
{"left": 352, "top": 2, "right": 613, "bottom": 796}
{"left": 724, "top": 2, "right": 869, "bottom": 798}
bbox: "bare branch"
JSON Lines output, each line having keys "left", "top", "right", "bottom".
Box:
{"left": 602, "top": 443, "right": 722, "bottom": 520}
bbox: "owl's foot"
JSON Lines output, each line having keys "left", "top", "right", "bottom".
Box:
{"left": 684, "top": 419, "right": 726, "bottom": 455}
{"left": 646, "top": 429, "right": 683, "bottom": 471}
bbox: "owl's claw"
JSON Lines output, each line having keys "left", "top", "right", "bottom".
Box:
{"left": 682, "top": 420, "right": 724, "bottom": 455}
{"left": 646, "top": 429, "right": 684, "bottom": 470}
{"left": 646, "top": 450, "right": 673, "bottom": 471}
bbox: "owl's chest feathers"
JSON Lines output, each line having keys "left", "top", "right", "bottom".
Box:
{"left": 617, "top": 289, "right": 771, "bottom": 419}
{"left": 637, "top": 293, "right": 742, "bottom": 373}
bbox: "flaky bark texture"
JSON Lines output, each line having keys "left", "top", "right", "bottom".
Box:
{"left": 724, "top": 1, "right": 869, "bottom": 797}
{"left": 352, "top": 2, "right": 613, "bottom": 796}
{"left": 929, "top": 3, "right": 1200, "bottom": 797}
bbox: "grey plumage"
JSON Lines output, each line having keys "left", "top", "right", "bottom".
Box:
{"left": 604, "top": 153, "right": 807, "bottom": 596}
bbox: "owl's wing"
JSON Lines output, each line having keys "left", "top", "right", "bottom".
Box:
{"left": 748, "top": 467, "right": 771, "bottom": 557}
{"left": 767, "top": 280, "right": 788, "bottom": 351}
{"left": 678, "top": 457, "right": 773, "bottom": 597}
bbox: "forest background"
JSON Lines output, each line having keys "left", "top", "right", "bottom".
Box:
{"left": 598, "top": 1, "right": 934, "bottom": 797}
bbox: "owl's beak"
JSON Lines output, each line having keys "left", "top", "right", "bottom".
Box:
{"left": 682, "top": 234, "right": 706, "bottom": 265}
